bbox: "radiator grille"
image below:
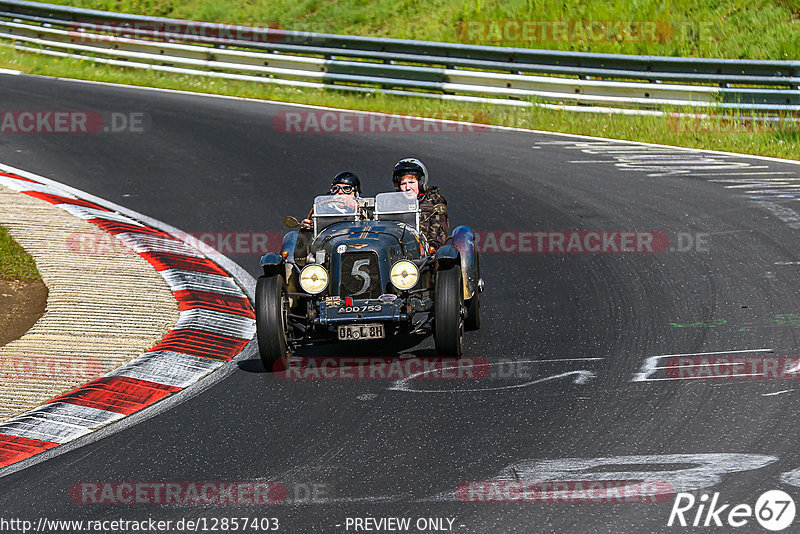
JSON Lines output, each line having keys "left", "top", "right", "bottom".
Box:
{"left": 340, "top": 252, "right": 381, "bottom": 299}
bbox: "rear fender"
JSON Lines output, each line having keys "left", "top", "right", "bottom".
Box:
{"left": 451, "top": 225, "right": 478, "bottom": 300}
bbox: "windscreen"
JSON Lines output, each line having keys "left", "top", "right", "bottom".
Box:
{"left": 374, "top": 191, "right": 419, "bottom": 229}
{"left": 313, "top": 195, "right": 359, "bottom": 233}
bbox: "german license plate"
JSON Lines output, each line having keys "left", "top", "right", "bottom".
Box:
{"left": 338, "top": 324, "right": 385, "bottom": 341}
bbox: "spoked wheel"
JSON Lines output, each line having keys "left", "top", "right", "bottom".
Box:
{"left": 434, "top": 264, "right": 464, "bottom": 357}
{"left": 255, "top": 274, "right": 291, "bottom": 372}
{"left": 465, "top": 251, "right": 481, "bottom": 331}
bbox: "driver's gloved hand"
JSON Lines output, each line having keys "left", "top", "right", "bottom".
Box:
{"left": 300, "top": 218, "right": 313, "bottom": 230}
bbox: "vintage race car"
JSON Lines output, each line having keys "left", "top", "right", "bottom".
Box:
{"left": 255, "top": 191, "right": 482, "bottom": 370}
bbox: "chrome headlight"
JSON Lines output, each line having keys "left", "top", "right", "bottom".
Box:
{"left": 299, "top": 264, "right": 328, "bottom": 294}
{"left": 390, "top": 260, "right": 419, "bottom": 291}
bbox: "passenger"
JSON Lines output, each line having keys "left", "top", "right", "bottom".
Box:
{"left": 392, "top": 158, "right": 449, "bottom": 251}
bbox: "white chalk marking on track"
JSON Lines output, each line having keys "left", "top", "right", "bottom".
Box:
{"left": 389, "top": 363, "right": 597, "bottom": 393}
{"left": 725, "top": 183, "right": 800, "bottom": 189}
{"left": 631, "top": 349, "right": 773, "bottom": 382}
{"left": 703, "top": 172, "right": 800, "bottom": 177}
{"left": 762, "top": 389, "right": 795, "bottom": 397}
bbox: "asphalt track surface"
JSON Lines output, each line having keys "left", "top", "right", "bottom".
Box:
{"left": 3, "top": 73, "right": 800, "bottom": 533}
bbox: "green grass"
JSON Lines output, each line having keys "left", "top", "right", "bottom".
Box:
{"left": 0, "top": 225, "right": 40, "bottom": 281}
{"left": 41, "top": 0, "right": 800, "bottom": 59}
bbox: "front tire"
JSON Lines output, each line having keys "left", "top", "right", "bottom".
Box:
{"left": 434, "top": 264, "right": 464, "bottom": 357}
{"left": 255, "top": 274, "right": 290, "bottom": 372}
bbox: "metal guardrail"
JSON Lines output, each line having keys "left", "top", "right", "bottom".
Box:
{"left": 0, "top": 0, "right": 798, "bottom": 112}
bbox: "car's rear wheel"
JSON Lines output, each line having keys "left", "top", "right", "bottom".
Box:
{"left": 255, "top": 274, "right": 291, "bottom": 372}
{"left": 465, "top": 251, "right": 481, "bottom": 331}
{"left": 434, "top": 264, "right": 464, "bottom": 357}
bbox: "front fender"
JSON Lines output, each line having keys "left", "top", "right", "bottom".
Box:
{"left": 434, "top": 244, "right": 459, "bottom": 270}
{"left": 281, "top": 231, "right": 300, "bottom": 260}
{"left": 260, "top": 252, "right": 284, "bottom": 277}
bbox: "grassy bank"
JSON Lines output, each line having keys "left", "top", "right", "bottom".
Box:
{"left": 0, "top": 225, "right": 40, "bottom": 281}
{"left": 41, "top": 0, "right": 800, "bottom": 59}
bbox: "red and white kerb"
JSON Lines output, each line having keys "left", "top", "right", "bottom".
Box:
{"left": 0, "top": 171, "right": 254, "bottom": 469}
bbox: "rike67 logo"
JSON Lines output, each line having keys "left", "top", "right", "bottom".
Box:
{"left": 668, "top": 490, "right": 796, "bottom": 530}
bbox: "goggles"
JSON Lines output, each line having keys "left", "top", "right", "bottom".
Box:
{"left": 330, "top": 184, "right": 355, "bottom": 194}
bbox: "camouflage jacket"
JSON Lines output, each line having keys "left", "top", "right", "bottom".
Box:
{"left": 419, "top": 186, "right": 449, "bottom": 249}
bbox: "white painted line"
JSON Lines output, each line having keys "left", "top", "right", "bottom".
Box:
{"left": 116, "top": 232, "right": 205, "bottom": 258}
{"left": 159, "top": 269, "right": 244, "bottom": 296}
{"left": 710, "top": 178, "right": 800, "bottom": 182}
{"left": 640, "top": 374, "right": 763, "bottom": 381}
{"left": 174, "top": 308, "right": 256, "bottom": 339}
{"left": 22, "top": 402, "right": 126, "bottom": 428}
{"left": 653, "top": 349, "right": 772, "bottom": 358}
{"left": 0, "top": 176, "right": 64, "bottom": 195}
{"left": 105, "top": 350, "right": 223, "bottom": 388}
{"left": 57, "top": 204, "right": 144, "bottom": 225}
{"left": 0, "top": 413, "right": 95, "bottom": 444}
{"left": 0, "top": 68, "right": 21, "bottom": 75}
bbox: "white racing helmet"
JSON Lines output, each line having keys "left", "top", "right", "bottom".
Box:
{"left": 392, "top": 158, "right": 428, "bottom": 193}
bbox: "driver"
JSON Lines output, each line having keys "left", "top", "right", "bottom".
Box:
{"left": 392, "top": 158, "right": 449, "bottom": 251}
{"left": 301, "top": 171, "right": 361, "bottom": 230}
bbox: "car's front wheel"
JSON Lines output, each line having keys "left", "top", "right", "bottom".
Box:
{"left": 434, "top": 264, "right": 464, "bottom": 357}
{"left": 255, "top": 274, "right": 290, "bottom": 372}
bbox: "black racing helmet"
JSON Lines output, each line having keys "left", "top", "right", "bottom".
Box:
{"left": 392, "top": 158, "right": 428, "bottom": 193}
{"left": 330, "top": 171, "right": 361, "bottom": 195}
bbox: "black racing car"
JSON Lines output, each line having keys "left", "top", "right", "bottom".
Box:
{"left": 255, "top": 191, "right": 482, "bottom": 370}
